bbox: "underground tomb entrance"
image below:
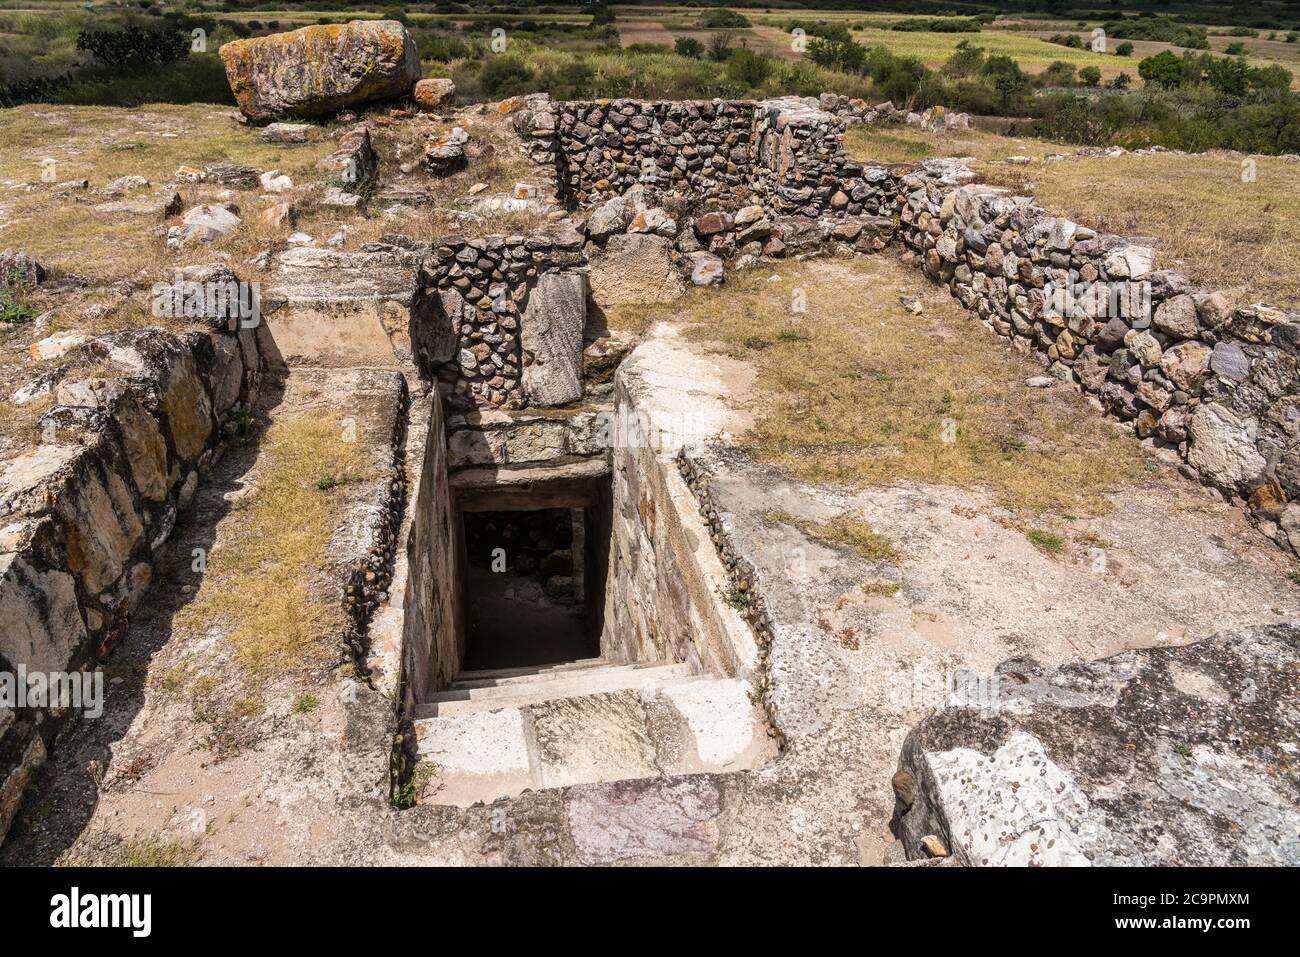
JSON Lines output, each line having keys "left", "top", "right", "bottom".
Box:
{"left": 455, "top": 477, "right": 612, "bottom": 672}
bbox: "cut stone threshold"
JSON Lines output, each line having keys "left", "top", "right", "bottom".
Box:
{"left": 412, "top": 661, "right": 775, "bottom": 807}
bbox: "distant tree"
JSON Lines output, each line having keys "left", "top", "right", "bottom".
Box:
{"left": 942, "top": 39, "right": 985, "bottom": 78}
{"left": 1250, "top": 63, "right": 1294, "bottom": 91}
{"left": 1111, "top": 72, "right": 1132, "bottom": 90}
{"left": 1079, "top": 65, "right": 1102, "bottom": 87}
{"left": 1138, "top": 50, "right": 1184, "bottom": 88}
{"left": 589, "top": 1, "right": 614, "bottom": 27}
{"left": 674, "top": 36, "right": 704, "bottom": 59}
{"left": 1038, "top": 60, "right": 1077, "bottom": 87}
{"left": 707, "top": 33, "right": 732, "bottom": 62}
{"left": 1114, "top": 41, "right": 1134, "bottom": 56}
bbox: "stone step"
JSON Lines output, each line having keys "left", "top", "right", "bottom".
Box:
{"left": 415, "top": 662, "right": 695, "bottom": 717}
{"left": 411, "top": 676, "right": 776, "bottom": 807}
{"left": 453, "top": 657, "right": 610, "bottom": 684}
{"left": 448, "top": 659, "right": 686, "bottom": 692}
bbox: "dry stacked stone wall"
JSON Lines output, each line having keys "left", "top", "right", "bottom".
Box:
{"left": 509, "top": 96, "right": 1300, "bottom": 556}
{"left": 896, "top": 162, "right": 1300, "bottom": 552}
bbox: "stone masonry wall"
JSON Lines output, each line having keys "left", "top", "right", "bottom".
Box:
{"left": 895, "top": 161, "right": 1300, "bottom": 554}
{"left": 0, "top": 284, "right": 268, "bottom": 842}
{"left": 409, "top": 223, "right": 588, "bottom": 411}
{"left": 518, "top": 95, "right": 883, "bottom": 220}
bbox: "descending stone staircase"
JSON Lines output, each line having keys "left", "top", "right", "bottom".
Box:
{"left": 412, "top": 659, "right": 774, "bottom": 806}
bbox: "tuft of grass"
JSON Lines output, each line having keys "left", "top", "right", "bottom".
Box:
{"left": 180, "top": 413, "right": 368, "bottom": 671}
{"left": 862, "top": 581, "right": 903, "bottom": 597}
{"left": 725, "top": 586, "right": 752, "bottom": 611}
{"left": 671, "top": 258, "right": 1147, "bottom": 517}
{"left": 291, "top": 692, "right": 319, "bottom": 714}
{"left": 116, "top": 837, "right": 197, "bottom": 868}
{"left": 1026, "top": 528, "right": 1066, "bottom": 554}
{"left": 802, "top": 513, "right": 898, "bottom": 562}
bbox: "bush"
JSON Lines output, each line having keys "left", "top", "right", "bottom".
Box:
{"left": 725, "top": 47, "right": 771, "bottom": 90}
{"left": 674, "top": 36, "right": 704, "bottom": 59}
{"left": 1224, "top": 42, "right": 1246, "bottom": 56}
{"left": 1114, "top": 41, "right": 1134, "bottom": 57}
{"left": 942, "top": 39, "right": 985, "bottom": 78}
{"left": 479, "top": 55, "right": 533, "bottom": 97}
{"left": 536, "top": 58, "right": 595, "bottom": 99}
{"left": 1079, "top": 65, "right": 1102, "bottom": 87}
{"left": 1037, "top": 60, "right": 1077, "bottom": 88}
{"left": 707, "top": 33, "right": 732, "bottom": 62}
{"left": 1138, "top": 50, "right": 1184, "bottom": 88}
{"left": 700, "top": 9, "right": 749, "bottom": 29}
{"left": 1049, "top": 33, "right": 1084, "bottom": 49}
{"left": 76, "top": 22, "right": 189, "bottom": 67}
{"left": 1103, "top": 17, "right": 1209, "bottom": 49}
{"left": 891, "top": 17, "right": 981, "bottom": 34}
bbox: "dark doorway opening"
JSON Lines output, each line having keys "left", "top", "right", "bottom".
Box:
{"left": 457, "top": 489, "right": 609, "bottom": 670}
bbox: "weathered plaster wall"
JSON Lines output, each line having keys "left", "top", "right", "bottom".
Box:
{"left": 397, "top": 394, "right": 460, "bottom": 710}
{"left": 601, "top": 334, "right": 761, "bottom": 682}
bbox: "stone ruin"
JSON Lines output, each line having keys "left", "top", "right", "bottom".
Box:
{"left": 1, "top": 20, "right": 1296, "bottom": 866}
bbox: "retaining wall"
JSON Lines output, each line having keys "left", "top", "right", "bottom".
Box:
{"left": 0, "top": 276, "right": 269, "bottom": 842}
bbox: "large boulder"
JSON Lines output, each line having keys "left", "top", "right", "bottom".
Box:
{"left": 219, "top": 20, "right": 420, "bottom": 122}
{"left": 894, "top": 623, "right": 1300, "bottom": 866}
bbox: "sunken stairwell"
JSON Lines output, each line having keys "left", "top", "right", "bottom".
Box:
{"left": 395, "top": 232, "right": 776, "bottom": 808}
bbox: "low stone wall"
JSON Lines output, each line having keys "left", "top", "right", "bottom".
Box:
{"left": 0, "top": 299, "right": 268, "bottom": 841}
{"left": 546, "top": 99, "right": 758, "bottom": 210}
{"left": 896, "top": 163, "right": 1300, "bottom": 553}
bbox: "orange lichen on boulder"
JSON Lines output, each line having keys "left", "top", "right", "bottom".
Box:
{"left": 219, "top": 19, "right": 421, "bottom": 122}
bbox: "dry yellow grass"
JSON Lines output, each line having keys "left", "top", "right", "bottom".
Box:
{"left": 0, "top": 104, "right": 335, "bottom": 282}
{"left": 847, "top": 124, "right": 1300, "bottom": 310}
{"left": 997, "top": 152, "right": 1300, "bottom": 311}
{"left": 767, "top": 509, "right": 899, "bottom": 561}
{"left": 180, "top": 413, "right": 369, "bottom": 670}
{"left": 669, "top": 256, "right": 1149, "bottom": 517}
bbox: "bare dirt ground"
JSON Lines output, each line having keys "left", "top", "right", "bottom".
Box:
{"left": 626, "top": 257, "right": 1300, "bottom": 863}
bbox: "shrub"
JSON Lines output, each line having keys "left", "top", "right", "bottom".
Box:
{"left": 1139, "top": 50, "right": 1184, "bottom": 88}
{"left": 942, "top": 39, "right": 985, "bottom": 78}
{"left": 707, "top": 33, "right": 732, "bottom": 62}
{"left": 1048, "top": 33, "right": 1084, "bottom": 49}
{"left": 76, "top": 22, "right": 189, "bottom": 67}
{"left": 725, "top": 47, "right": 771, "bottom": 90}
{"left": 699, "top": 9, "right": 749, "bottom": 29}
{"left": 1224, "top": 41, "right": 1246, "bottom": 56}
{"left": 479, "top": 55, "right": 533, "bottom": 97}
{"left": 1079, "top": 65, "right": 1102, "bottom": 87}
{"left": 674, "top": 36, "right": 704, "bottom": 59}
{"left": 1115, "top": 41, "right": 1134, "bottom": 57}
{"left": 1038, "top": 60, "right": 1077, "bottom": 88}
